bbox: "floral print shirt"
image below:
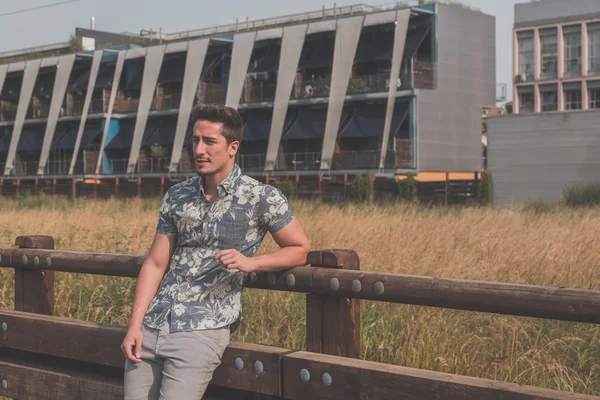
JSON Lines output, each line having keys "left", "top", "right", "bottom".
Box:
{"left": 143, "top": 164, "right": 294, "bottom": 333}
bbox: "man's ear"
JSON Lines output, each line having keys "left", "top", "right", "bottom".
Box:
{"left": 229, "top": 141, "right": 240, "bottom": 158}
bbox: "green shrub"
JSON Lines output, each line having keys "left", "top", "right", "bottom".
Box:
{"left": 522, "top": 199, "right": 554, "bottom": 214}
{"left": 564, "top": 183, "right": 600, "bottom": 207}
{"left": 396, "top": 173, "right": 418, "bottom": 202}
{"left": 477, "top": 169, "right": 492, "bottom": 206}
{"left": 349, "top": 174, "right": 371, "bottom": 203}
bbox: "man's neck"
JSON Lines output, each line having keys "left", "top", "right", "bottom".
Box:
{"left": 201, "top": 163, "right": 234, "bottom": 198}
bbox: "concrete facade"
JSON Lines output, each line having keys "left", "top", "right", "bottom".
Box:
{"left": 488, "top": 110, "right": 600, "bottom": 204}
{"left": 417, "top": 4, "right": 495, "bottom": 172}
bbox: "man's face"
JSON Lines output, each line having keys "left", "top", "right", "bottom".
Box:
{"left": 192, "top": 120, "right": 239, "bottom": 176}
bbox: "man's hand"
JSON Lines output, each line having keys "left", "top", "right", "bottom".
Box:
{"left": 215, "top": 249, "right": 260, "bottom": 273}
{"left": 121, "top": 327, "right": 144, "bottom": 363}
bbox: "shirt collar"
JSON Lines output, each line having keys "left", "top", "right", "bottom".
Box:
{"left": 197, "top": 163, "right": 241, "bottom": 196}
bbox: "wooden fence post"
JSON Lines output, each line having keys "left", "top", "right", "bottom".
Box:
{"left": 14, "top": 235, "right": 55, "bottom": 315}
{"left": 306, "top": 250, "right": 360, "bottom": 359}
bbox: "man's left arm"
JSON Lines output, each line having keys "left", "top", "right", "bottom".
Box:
{"left": 216, "top": 218, "right": 311, "bottom": 272}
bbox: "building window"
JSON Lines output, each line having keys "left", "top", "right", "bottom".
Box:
{"left": 518, "top": 32, "right": 534, "bottom": 81}
{"left": 564, "top": 25, "right": 582, "bottom": 77}
{"left": 518, "top": 87, "right": 534, "bottom": 113}
{"left": 588, "top": 24, "right": 600, "bottom": 75}
{"left": 540, "top": 29, "right": 557, "bottom": 80}
{"left": 589, "top": 86, "right": 600, "bottom": 108}
{"left": 564, "top": 83, "right": 582, "bottom": 110}
{"left": 540, "top": 85, "right": 558, "bottom": 111}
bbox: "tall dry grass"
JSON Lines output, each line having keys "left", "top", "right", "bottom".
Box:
{"left": 0, "top": 196, "right": 598, "bottom": 395}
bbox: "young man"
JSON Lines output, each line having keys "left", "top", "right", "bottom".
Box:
{"left": 122, "top": 104, "right": 311, "bottom": 400}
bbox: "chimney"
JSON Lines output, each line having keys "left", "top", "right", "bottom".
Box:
{"left": 90, "top": 16, "right": 96, "bottom": 30}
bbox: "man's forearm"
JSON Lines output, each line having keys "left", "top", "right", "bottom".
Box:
{"left": 251, "top": 245, "right": 310, "bottom": 272}
{"left": 128, "top": 261, "right": 167, "bottom": 329}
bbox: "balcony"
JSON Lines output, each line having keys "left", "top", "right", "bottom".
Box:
{"left": 26, "top": 100, "right": 50, "bottom": 120}
{"left": 243, "top": 83, "right": 277, "bottom": 103}
{"left": 279, "top": 152, "right": 321, "bottom": 171}
{"left": 137, "top": 157, "right": 170, "bottom": 173}
{"left": 294, "top": 59, "right": 435, "bottom": 101}
{"left": 113, "top": 96, "right": 139, "bottom": 114}
{"left": 198, "top": 82, "right": 225, "bottom": 104}
{"left": 0, "top": 101, "right": 17, "bottom": 121}
{"left": 13, "top": 160, "right": 39, "bottom": 176}
{"left": 67, "top": 97, "right": 106, "bottom": 116}
{"left": 151, "top": 91, "right": 182, "bottom": 111}
{"left": 237, "top": 153, "right": 265, "bottom": 172}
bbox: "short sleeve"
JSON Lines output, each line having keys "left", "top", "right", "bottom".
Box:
{"left": 156, "top": 191, "right": 178, "bottom": 236}
{"left": 260, "top": 185, "right": 294, "bottom": 234}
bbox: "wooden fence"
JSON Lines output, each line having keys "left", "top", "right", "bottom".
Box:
{"left": 0, "top": 235, "right": 598, "bottom": 399}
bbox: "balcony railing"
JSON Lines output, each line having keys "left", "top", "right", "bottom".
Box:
{"left": 294, "top": 59, "right": 435, "bottom": 100}
{"left": 278, "top": 152, "right": 322, "bottom": 171}
{"left": 243, "top": 83, "right": 277, "bottom": 103}
{"left": 198, "top": 83, "right": 225, "bottom": 104}
{"left": 237, "top": 153, "right": 265, "bottom": 172}
{"left": 113, "top": 97, "right": 139, "bottom": 114}
{"left": 67, "top": 97, "right": 106, "bottom": 116}
{"left": 137, "top": 157, "right": 170, "bottom": 173}
{"left": 13, "top": 161, "right": 39, "bottom": 176}
{"left": 151, "top": 91, "right": 182, "bottom": 111}
{"left": 27, "top": 101, "right": 50, "bottom": 120}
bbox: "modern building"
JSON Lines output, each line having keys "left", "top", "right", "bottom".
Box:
{"left": 489, "top": 0, "right": 600, "bottom": 204}
{"left": 0, "top": 1, "right": 495, "bottom": 199}
{"left": 513, "top": 0, "right": 600, "bottom": 113}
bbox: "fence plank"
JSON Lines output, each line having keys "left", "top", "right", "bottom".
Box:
{"left": 3, "top": 248, "right": 600, "bottom": 324}
{"left": 0, "top": 358, "right": 123, "bottom": 400}
{"left": 14, "top": 235, "right": 55, "bottom": 315}
{"left": 281, "top": 351, "right": 599, "bottom": 400}
{"left": 0, "top": 310, "right": 289, "bottom": 396}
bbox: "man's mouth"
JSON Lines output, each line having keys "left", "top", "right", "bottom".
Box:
{"left": 195, "top": 159, "right": 209, "bottom": 164}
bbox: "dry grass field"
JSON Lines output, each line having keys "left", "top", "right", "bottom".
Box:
{"left": 0, "top": 196, "right": 598, "bottom": 395}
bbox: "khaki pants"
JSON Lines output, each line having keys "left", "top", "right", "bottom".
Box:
{"left": 124, "top": 317, "right": 230, "bottom": 400}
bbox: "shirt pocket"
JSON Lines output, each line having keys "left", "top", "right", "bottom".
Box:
{"left": 219, "top": 204, "right": 250, "bottom": 250}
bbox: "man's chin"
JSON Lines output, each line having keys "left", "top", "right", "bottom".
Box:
{"left": 195, "top": 163, "right": 213, "bottom": 176}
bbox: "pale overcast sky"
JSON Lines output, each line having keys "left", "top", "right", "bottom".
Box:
{"left": 0, "top": 0, "right": 520, "bottom": 100}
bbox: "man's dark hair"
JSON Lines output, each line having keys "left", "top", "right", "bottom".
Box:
{"left": 190, "top": 104, "right": 243, "bottom": 143}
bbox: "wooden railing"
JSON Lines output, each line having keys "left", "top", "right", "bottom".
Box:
{"left": 0, "top": 235, "right": 598, "bottom": 400}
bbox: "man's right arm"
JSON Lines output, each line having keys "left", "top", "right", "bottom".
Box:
{"left": 121, "top": 232, "right": 176, "bottom": 363}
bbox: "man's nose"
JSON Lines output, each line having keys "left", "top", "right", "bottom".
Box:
{"left": 194, "top": 141, "right": 206, "bottom": 156}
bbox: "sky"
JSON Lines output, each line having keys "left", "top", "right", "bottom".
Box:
{"left": 0, "top": 0, "right": 520, "bottom": 101}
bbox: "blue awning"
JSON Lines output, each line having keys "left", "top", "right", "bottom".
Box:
{"left": 105, "top": 119, "right": 134, "bottom": 149}
{"left": 284, "top": 108, "right": 327, "bottom": 139}
{"left": 17, "top": 124, "right": 46, "bottom": 152}
{"left": 338, "top": 103, "right": 409, "bottom": 138}
{"left": 142, "top": 117, "right": 177, "bottom": 146}
{"left": 242, "top": 110, "right": 273, "bottom": 141}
